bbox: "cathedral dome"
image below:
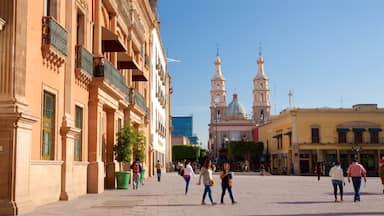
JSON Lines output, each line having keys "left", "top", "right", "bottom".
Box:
{"left": 226, "top": 93, "right": 247, "bottom": 118}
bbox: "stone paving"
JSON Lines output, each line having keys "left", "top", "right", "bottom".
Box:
{"left": 22, "top": 172, "right": 384, "bottom": 216}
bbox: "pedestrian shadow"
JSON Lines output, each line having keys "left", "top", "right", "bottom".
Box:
{"left": 120, "top": 193, "right": 181, "bottom": 197}
{"left": 276, "top": 201, "right": 335, "bottom": 204}
{"left": 246, "top": 212, "right": 384, "bottom": 216}
{"left": 138, "top": 203, "right": 202, "bottom": 207}
{"left": 325, "top": 192, "right": 382, "bottom": 196}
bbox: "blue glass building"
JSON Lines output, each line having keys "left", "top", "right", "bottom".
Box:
{"left": 172, "top": 115, "right": 193, "bottom": 137}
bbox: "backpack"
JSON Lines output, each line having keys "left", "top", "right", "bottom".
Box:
{"left": 133, "top": 163, "right": 140, "bottom": 174}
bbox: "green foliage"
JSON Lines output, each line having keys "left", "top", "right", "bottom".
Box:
{"left": 172, "top": 145, "right": 197, "bottom": 161}
{"left": 133, "top": 128, "right": 146, "bottom": 162}
{"left": 228, "top": 141, "right": 264, "bottom": 162}
{"left": 114, "top": 122, "right": 136, "bottom": 164}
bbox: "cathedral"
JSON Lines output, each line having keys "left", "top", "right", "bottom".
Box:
{"left": 208, "top": 50, "right": 271, "bottom": 159}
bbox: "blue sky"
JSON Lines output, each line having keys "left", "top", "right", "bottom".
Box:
{"left": 158, "top": 0, "right": 384, "bottom": 148}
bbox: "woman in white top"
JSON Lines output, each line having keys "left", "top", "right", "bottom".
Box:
{"left": 198, "top": 159, "right": 216, "bottom": 205}
{"left": 183, "top": 160, "right": 195, "bottom": 194}
{"left": 329, "top": 161, "right": 344, "bottom": 202}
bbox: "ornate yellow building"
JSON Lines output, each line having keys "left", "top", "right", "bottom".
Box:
{"left": 0, "top": 0, "right": 171, "bottom": 215}
{"left": 258, "top": 104, "right": 384, "bottom": 176}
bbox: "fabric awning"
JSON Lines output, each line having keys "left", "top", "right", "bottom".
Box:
{"left": 368, "top": 128, "right": 382, "bottom": 132}
{"left": 117, "top": 52, "right": 139, "bottom": 69}
{"left": 102, "top": 27, "right": 127, "bottom": 52}
{"left": 352, "top": 128, "right": 366, "bottom": 132}
{"left": 336, "top": 128, "right": 350, "bottom": 132}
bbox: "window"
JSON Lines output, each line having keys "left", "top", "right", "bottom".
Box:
{"left": 76, "top": 11, "right": 85, "bottom": 45}
{"left": 42, "top": 91, "right": 56, "bottom": 160}
{"left": 311, "top": 128, "right": 320, "bottom": 143}
{"left": 338, "top": 131, "right": 347, "bottom": 143}
{"left": 354, "top": 131, "right": 363, "bottom": 144}
{"left": 370, "top": 131, "right": 379, "bottom": 144}
{"left": 44, "top": 0, "right": 57, "bottom": 19}
{"left": 74, "top": 105, "right": 83, "bottom": 161}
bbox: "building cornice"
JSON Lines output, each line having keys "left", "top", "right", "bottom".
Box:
{"left": 0, "top": 18, "right": 5, "bottom": 31}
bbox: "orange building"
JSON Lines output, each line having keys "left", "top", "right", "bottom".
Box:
{"left": 0, "top": 0, "right": 171, "bottom": 215}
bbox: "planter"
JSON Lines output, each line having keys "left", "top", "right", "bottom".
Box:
{"left": 140, "top": 169, "right": 146, "bottom": 185}
{"left": 115, "top": 171, "right": 131, "bottom": 189}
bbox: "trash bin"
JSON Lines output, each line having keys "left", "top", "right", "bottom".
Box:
{"left": 115, "top": 171, "right": 130, "bottom": 189}
{"left": 140, "top": 169, "right": 145, "bottom": 185}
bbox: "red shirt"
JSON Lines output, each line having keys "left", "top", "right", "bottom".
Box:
{"left": 347, "top": 162, "right": 367, "bottom": 177}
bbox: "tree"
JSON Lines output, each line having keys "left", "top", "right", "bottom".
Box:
{"left": 172, "top": 145, "right": 196, "bottom": 161}
{"left": 228, "top": 141, "right": 264, "bottom": 163}
{"left": 114, "top": 122, "right": 136, "bottom": 170}
{"left": 133, "top": 127, "right": 146, "bottom": 162}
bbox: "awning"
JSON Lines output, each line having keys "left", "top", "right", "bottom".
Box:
{"left": 133, "top": 70, "right": 148, "bottom": 81}
{"left": 352, "top": 128, "right": 366, "bottom": 132}
{"left": 117, "top": 52, "right": 139, "bottom": 69}
{"left": 368, "top": 128, "right": 382, "bottom": 132}
{"left": 102, "top": 27, "right": 127, "bottom": 52}
{"left": 272, "top": 134, "right": 282, "bottom": 139}
{"left": 283, "top": 131, "right": 292, "bottom": 136}
{"left": 336, "top": 128, "right": 349, "bottom": 132}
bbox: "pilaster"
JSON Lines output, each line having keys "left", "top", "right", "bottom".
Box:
{"left": 0, "top": 112, "right": 38, "bottom": 215}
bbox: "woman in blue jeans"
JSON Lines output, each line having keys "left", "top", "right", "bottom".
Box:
{"left": 183, "top": 160, "right": 195, "bottom": 194}
{"left": 329, "top": 161, "right": 344, "bottom": 202}
{"left": 220, "top": 163, "right": 237, "bottom": 204}
{"left": 198, "top": 159, "right": 216, "bottom": 205}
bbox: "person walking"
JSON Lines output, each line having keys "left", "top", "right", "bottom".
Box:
{"left": 198, "top": 159, "right": 217, "bottom": 205}
{"left": 130, "top": 159, "right": 142, "bottom": 190}
{"left": 316, "top": 162, "right": 322, "bottom": 181}
{"left": 220, "top": 162, "right": 237, "bottom": 204}
{"left": 183, "top": 160, "right": 195, "bottom": 194}
{"left": 347, "top": 158, "right": 367, "bottom": 202}
{"left": 380, "top": 159, "right": 384, "bottom": 194}
{"left": 155, "top": 160, "right": 162, "bottom": 182}
{"left": 329, "top": 161, "right": 344, "bottom": 202}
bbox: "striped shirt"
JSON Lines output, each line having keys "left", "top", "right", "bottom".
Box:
{"left": 347, "top": 162, "right": 367, "bottom": 177}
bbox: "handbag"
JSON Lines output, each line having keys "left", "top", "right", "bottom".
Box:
{"left": 209, "top": 179, "right": 215, "bottom": 186}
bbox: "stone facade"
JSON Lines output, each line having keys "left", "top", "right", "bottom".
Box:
{"left": 0, "top": 0, "right": 171, "bottom": 215}
{"left": 258, "top": 104, "right": 384, "bottom": 176}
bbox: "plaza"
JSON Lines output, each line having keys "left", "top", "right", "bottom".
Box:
{"left": 22, "top": 173, "right": 384, "bottom": 216}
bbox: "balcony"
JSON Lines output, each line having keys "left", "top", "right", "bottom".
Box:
{"left": 75, "top": 45, "right": 93, "bottom": 85}
{"left": 101, "top": 27, "right": 127, "bottom": 52}
{"left": 41, "top": 16, "right": 67, "bottom": 68}
{"left": 94, "top": 57, "right": 129, "bottom": 100}
{"left": 129, "top": 88, "right": 146, "bottom": 113}
{"left": 132, "top": 55, "right": 149, "bottom": 81}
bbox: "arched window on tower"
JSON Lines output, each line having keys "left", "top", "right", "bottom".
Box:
{"left": 260, "top": 110, "right": 264, "bottom": 121}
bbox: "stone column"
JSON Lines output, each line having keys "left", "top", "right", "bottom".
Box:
{"left": 105, "top": 110, "right": 116, "bottom": 189}
{"left": 87, "top": 90, "right": 104, "bottom": 193}
{"left": 60, "top": 122, "right": 80, "bottom": 200}
{"left": 93, "top": 0, "right": 102, "bottom": 57}
{"left": 291, "top": 112, "right": 300, "bottom": 175}
{"left": 0, "top": 0, "right": 39, "bottom": 215}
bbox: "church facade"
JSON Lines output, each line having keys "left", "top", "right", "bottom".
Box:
{"left": 208, "top": 51, "right": 270, "bottom": 160}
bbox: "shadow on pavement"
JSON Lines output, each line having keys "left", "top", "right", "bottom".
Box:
{"left": 276, "top": 201, "right": 335, "bottom": 204}
{"left": 120, "top": 193, "right": 182, "bottom": 197}
{"left": 247, "top": 213, "right": 384, "bottom": 216}
{"left": 138, "top": 203, "right": 202, "bottom": 207}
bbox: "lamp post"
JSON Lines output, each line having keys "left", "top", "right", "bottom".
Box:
{"left": 215, "top": 104, "right": 219, "bottom": 160}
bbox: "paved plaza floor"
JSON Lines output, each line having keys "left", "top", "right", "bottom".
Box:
{"left": 22, "top": 173, "right": 384, "bottom": 216}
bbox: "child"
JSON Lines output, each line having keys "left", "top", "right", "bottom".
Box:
{"left": 220, "top": 163, "right": 237, "bottom": 204}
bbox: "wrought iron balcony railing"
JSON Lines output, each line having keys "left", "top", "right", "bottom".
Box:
{"left": 42, "top": 16, "right": 67, "bottom": 56}
{"left": 75, "top": 45, "right": 94, "bottom": 77}
{"left": 94, "top": 57, "right": 129, "bottom": 100}
{"left": 130, "top": 88, "right": 146, "bottom": 113}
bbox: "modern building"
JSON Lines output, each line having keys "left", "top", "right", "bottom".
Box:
{"left": 0, "top": 0, "right": 171, "bottom": 215}
{"left": 172, "top": 115, "right": 193, "bottom": 137}
{"left": 208, "top": 51, "right": 270, "bottom": 159}
{"left": 257, "top": 104, "right": 384, "bottom": 176}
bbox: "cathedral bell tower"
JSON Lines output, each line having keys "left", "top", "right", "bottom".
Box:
{"left": 253, "top": 51, "right": 271, "bottom": 125}
{"left": 210, "top": 50, "right": 227, "bottom": 123}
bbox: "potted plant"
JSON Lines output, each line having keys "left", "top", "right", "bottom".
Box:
{"left": 114, "top": 122, "right": 136, "bottom": 189}
{"left": 133, "top": 128, "right": 146, "bottom": 185}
